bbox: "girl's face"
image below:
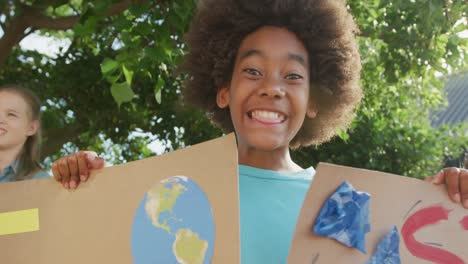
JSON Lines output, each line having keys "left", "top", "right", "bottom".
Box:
{"left": 0, "top": 91, "right": 39, "bottom": 151}
{"left": 216, "top": 26, "right": 316, "bottom": 152}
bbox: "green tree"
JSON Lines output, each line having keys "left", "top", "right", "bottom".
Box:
{"left": 1, "top": 0, "right": 219, "bottom": 164}
{"left": 0, "top": 0, "right": 466, "bottom": 177}
{"left": 293, "top": 0, "right": 468, "bottom": 177}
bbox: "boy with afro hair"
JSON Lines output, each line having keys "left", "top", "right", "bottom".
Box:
{"left": 182, "top": 0, "right": 362, "bottom": 261}
{"left": 52, "top": 0, "right": 468, "bottom": 263}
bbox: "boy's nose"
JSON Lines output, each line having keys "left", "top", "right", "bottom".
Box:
{"left": 258, "top": 78, "right": 285, "bottom": 99}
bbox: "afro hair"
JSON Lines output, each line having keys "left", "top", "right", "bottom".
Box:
{"left": 183, "top": 0, "right": 363, "bottom": 148}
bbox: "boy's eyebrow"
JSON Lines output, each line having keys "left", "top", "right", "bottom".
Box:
{"left": 6, "top": 109, "right": 19, "bottom": 113}
{"left": 239, "top": 49, "right": 307, "bottom": 67}
{"left": 239, "top": 49, "right": 263, "bottom": 61}
{"left": 288, "top": 53, "right": 307, "bottom": 66}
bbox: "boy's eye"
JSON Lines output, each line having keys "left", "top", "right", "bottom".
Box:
{"left": 285, "top": 73, "right": 303, "bottom": 80}
{"left": 7, "top": 112, "right": 17, "bottom": 117}
{"left": 243, "top": 68, "right": 262, "bottom": 76}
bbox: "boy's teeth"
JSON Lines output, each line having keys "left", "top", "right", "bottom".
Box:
{"left": 251, "top": 110, "right": 284, "bottom": 120}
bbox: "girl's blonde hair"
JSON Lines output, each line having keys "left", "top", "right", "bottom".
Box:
{"left": 0, "top": 85, "right": 42, "bottom": 180}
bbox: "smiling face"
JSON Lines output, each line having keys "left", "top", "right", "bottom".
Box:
{"left": 0, "top": 91, "right": 39, "bottom": 152}
{"left": 217, "top": 26, "right": 316, "bottom": 154}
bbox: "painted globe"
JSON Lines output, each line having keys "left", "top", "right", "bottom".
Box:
{"left": 131, "top": 176, "right": 215, "bottom": 264}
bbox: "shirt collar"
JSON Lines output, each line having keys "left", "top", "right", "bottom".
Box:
{"left": 9, "top": 160, "right": 20, "bottom": 174}
{"left": 0, "top": 160, "right": 19, "bottom": 182}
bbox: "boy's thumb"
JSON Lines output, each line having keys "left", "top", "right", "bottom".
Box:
{"left": 431, "top": 170, "right": 445, "bottom": 184}
{"left": 85, "top": 151, "right": 105, "bottom": 169}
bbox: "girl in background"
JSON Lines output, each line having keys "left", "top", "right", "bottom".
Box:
{"left": 0, "top": 85, "right": 49, "bottom": 182}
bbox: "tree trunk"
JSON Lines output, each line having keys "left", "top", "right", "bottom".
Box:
{"left": 41, "top": 124, "right": 83, "bottom": 159}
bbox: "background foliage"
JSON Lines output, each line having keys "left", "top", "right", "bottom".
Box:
{"left": 0, "top": 0, "right": 466, "bottom": 177}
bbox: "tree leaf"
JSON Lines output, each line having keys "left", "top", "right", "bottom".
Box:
{"left": 105, "top": 71, "right": 122, "bottom": 84}
{"left": 122, "top": 65, "right": 133, "bottom": 85}
{"left": 101, "top": 58, "right": 119, "bottom": 76}
{"left": 111, "top": 82, "right": 135, "bottom": 107}
{"left": 154, "top": 77, "right": 165, "bottom": 104}
{"left": 155, "top": 88, "right": 162, "bottom": 104}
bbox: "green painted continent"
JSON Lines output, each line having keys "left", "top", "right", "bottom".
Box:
{"left": 173, "top": 229, "right": 208, "bottom": 264}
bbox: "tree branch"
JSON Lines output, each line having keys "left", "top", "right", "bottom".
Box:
{"left": 25, "top": 0, "right": 149, "bottom": 30}
{"left": 107, "top": 0, "right": 148, "bottom": 16}
{"left": 0, "top": 11, "right": 29, "bottom": 66}
{"left": 0, "top": 0, "right": 149, "bottom": 67}
{"left": 0, "top": 3, "right": 7, "bottom": 16}
{"left": 25, "top": 6, "right": 80, "bottom": 30}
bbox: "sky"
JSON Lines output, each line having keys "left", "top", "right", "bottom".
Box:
{"left": 19, "top": 33, "right": 72, "bottom": 58}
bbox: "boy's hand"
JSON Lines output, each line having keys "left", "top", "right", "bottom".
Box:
{"left": 428, "top": 167, "right": 468, "bottom": 209}
{"left": 51, "top": 151, "right": 105, "bottom": 190}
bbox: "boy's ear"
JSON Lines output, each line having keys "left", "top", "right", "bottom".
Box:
{"left": 26, "top": 120, "right": 40, "bottom": 136}
{"left": 306, "top": 101, "right": 317, "bottom": 119}
{"left": 216, "top": 86, "right": 230, "bottom": 108}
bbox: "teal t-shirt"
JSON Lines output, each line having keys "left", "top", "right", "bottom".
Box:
{"left": 0, "top": 160, "right": 50, "bottom": 183}
{"left": 239, "top": 165, "right": 315, "bottom": 264}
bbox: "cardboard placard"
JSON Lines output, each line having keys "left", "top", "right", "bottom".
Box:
{"left": 0, "top": 134, "right": 239, "bottom": 264}
{"left": 289, "top": 163, "right": 468, "bottom": 263}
